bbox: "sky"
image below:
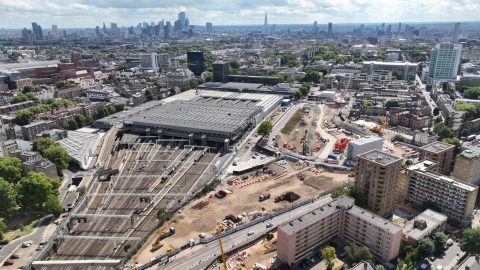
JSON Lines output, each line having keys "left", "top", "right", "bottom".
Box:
{"left": 0, "top": 0, "right": 478, "bottom": 29}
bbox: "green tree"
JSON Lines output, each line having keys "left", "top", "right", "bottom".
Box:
{"left": 385, "top": 100, "right": 400, "bottom": 109}
{"left": 345, "top": 244, "right": 373, "bottom": 264}
{"left": 145, "top": 89, "right": 154, "bottom": 101}
{"left": 33, "top": 138, "right": 57, "bottom": 153}
{"left": 417, "top": 238, "right": 435, "bottom": 258}
{"left": 393, "top": 134, "right": 405, "bottom": 142}
{"left": 294, "top": 90, "right": 302, "bottom": 100}
{"left": 302, "top": 70, "right": 321, "bottom": 83}
{"left": 321, "top": 246, "right": 337, "bottom": 267}
{"left": 434, "top": 123, "right": 452, "bottom": 139}
{"left": 460, "top": 227, "right": 480, "bottom": 254}
{"left": 362, "top": 100, "right": 373, "bottom": 107}
{"left": 43, "top": 194, "right": 63, "bottom": 217}
{"left": 257, "top": 121, "right": 273, "bottom": 137}
{"left": 376, "top": 265, "right": 385, "bottom": 270}
{"left": 0, "top": 157, "right": 22, "bottom": 184}
{"left": 15, "top": 109, "right": 34, "bottom": 125}
{"left": 442, "top": 137, "right": 462, "bottom": 154}
{"left": 431, "top": 232, "right": 448, "bottom": 253}
{"left": 43, "top": 145, "right": 70, "bottom": 170}
{"left": 0, "top": 178, "right": 17, "bottom": 217}
{"left": 16, "top": 172, "right": 60, "bottom": 210}
{"left": 463, "top": 87, "right": 480, "bottom": 99}
{"left": 299, "top": 83, "right": 311, "bottom": 96}
{"left": 66, "top": 119, "right": 79, "bottom": 130}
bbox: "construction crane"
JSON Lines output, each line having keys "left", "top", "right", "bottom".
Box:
{"left": 216, "top": 225, "right": 228, "bottom": 270}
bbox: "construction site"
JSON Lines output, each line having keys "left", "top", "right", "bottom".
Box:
{"left": 132, "top": 159, "right": 351, "bottom": 268}
{"left": 31, "top": 129, "right": 221, "bottom": 270}
{"left": 275, "top": 104, "right": 327, "bottom": 157}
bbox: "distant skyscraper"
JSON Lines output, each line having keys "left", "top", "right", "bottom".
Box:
{"left": 51, "top": 25, "right": 58, "bottom": 38}
{"left": 327, "top": 22, "right": 333, "bottom": 36}
{"left": 264, "top": 12, "right": 268, "bottom": 35}
{"left": 164, "top": 21, "right": 172, "bottom": 39}
{"left": 110, "top": 23, "right": 119, "bottom": 37}
{"left": 21, "top": 28, "right": 34, "bottom": 44}
{"left": 313, "top": 21, "right": 318, "bottom": 33}
{"left": 95, "top": 26, "right": 100, "bottom": 36}
{"left": 427, "top": 43, "right": 462, "bottom": 85}
{"left": 140, "top": 53, "right": 159, "bottom": 73}
{"left": 398, "top": 22, "right": 402, "bottom": 33}
{"left": 386, "top": 24, "right": 392, "bottom": 36}
{"left": 452, "top": 22, "right": 461, "bottom": 42}
{"left": 206, "top": 22, "right": 213, "bottom": 33}
{"left": 103, "top": 23, "right": 107, "bottom": 33}
{"left": 31, "top": 22, "right": 43, "bottom": 41}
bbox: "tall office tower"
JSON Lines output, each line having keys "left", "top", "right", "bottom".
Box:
{"left": 164, "top": 22, "right": 172, "bottom": 39}
{"left": 51, "top": 25, "right": 58, "bottom": 38}
{"left": 398, "top": 22, "right": 402, "bottom": 33}
{"left": 386, "top": 24, "right": 392, "bottom": 36}
{"left": 313, "top": 21, "right": 318, "bottom": 33}
{"left": 355, "top": 150, "right": 402, "bottom": 217}
{"left": 206, "top": 22, "right": 213, "bottom": 33}
{"left": 327, "top": 22, "right": 333, "bottom": 36}
{"left": 95, "top": 26, "right": 100, "bottom": 36}
{"left": 381, "top": 22, "right": 385, "bottom": 33}
{"left": 31, "top": 22, "right": 43, "bottom": 41}
{"left": 102, "top": 23, "right": 107, "bottom": 33}
{"left": 110, "top": 23, "right": 119, "bottom": 37}
{"left": 452, "top": 22, "right": 461, "bottom": 42}
{"left": 142, "top": 22, "right": 148, "bottom": 29}
{"left": 157, "top": 53, "right": 170, "bottom": 69}
{"left": 264, "top": 12, "right": 268, "bottom": 35}
{"left": 213, "top": 62, "right": 230, "bottom": 83}
{"left": 427, "top": 43, "right": 462, "bottom": 85}
{"left": 418, "top": 141, "right": 454, "bottom": 175}
{"left": 128, "top": 26, "right": 135, "bottom": 36}
{"left": 21, "top": 28, "right": 34, "bottom": 44}
{"left": 187, "top": 51, "right": 205, "bottom": 76}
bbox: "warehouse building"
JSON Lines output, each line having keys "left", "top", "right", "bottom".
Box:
{"left": 277, "top": 196, "right": 402, "bottom": 267}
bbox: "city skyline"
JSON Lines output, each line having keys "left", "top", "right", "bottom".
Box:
{"left": 0, "top": 0, "right": 479, "bottom": 28}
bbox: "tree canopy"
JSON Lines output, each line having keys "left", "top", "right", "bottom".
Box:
{"left": 0, "top": 157, "right": 22, "bottom": 184}
{"left": 460, "top": 227, "right": 480, "bottom": 254}
{"left": 417, "top": 238, "right": 435, "bottom": 258}
{"left": 463, "top": 87, "right": 480, "bottom": 100}
{"left": 0, "top": 178, "right": 17, "bottom": 218}
{"left": 434, "top": 123, "right": 452, "bottom": 139}
{"left": 302, "top": 70, "right": 321, "bottom": 83}
{"left": 33, "top": 138, "right": 70, "bottom": 171}
{"left": 345, "top": 244, "right": 373, "bottom": 264}
{"left": 257, "top": 121, "right": 273, "bottom": 137}
{"left": 16, "top": 172, "right": 60, "bottom": 210}
{"left": 431, "top": 232, "right": 448, "bottom": 253}
{"left": 321, "top": 246, "right": 337, "bottom": 267}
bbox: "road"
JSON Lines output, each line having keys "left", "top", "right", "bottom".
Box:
{"left": 0, "top": 219, "right": 54, "bottom": 266}
{"left": 428, "top": 242, "right": 464, "bottom": 270}
{"left": 59, "top": 169, "right": 73, "bottom": 204}
{"left": 155, "top": 196, "right": 335, "bottom": 270}
{"left": 315, "top": 104, "right": 336, "bottom": 160}
{"left": 269, "top": 103, "right": 302, "bottom": 141}
{"left": 416, "top": 74, "right": 437, "bottom": 113}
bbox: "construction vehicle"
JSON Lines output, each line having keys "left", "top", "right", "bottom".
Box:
{"left": 334, "top": 138, "right": 350, "bottom": 153}
{"left": 159, "top": 227, "right": 175, "bottom": 240}
{"left": 166, "top": 245, "right": 174, "bottom": 252}
{"left": 216, "top": 225, "right": 228, "bottom": 270}
{"left": 300, "top": 129, "right": 309, "bottom": 155}
{"left": 150, "top": 241, "right": 164, "bottom": 252}
{"left": 371, "top": 116, "right": 388, "bottom": 134}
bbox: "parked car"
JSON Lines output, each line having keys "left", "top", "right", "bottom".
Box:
{"left": 11, "top": 254, "right": 21, "bottom": 259}
{"left": 21, "top": 242, "right": 31, "bottom": 248}
{"left": 247, "top": 231, "right": 255, "bottom": 236}
{"left": 3, "top": 259, "right": 14, "bottom": 266}
{"left": 266, "top": 223, "right": 273, "bottom": 228}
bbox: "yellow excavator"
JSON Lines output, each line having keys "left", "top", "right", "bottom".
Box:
{"left": 371, "top": 116, "right": 388, "bottom": 134}
{"left": 216, "top": 225, "right": 228, "bottom": 270}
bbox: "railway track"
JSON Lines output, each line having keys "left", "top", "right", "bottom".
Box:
{"left": 38, "top": 135, "right": 217, "bottom": 270}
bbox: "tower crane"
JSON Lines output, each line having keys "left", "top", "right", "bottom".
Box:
{"left": 216, "top": 225, "right": 228, "bottom": 270}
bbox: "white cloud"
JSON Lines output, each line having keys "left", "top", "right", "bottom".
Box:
{"left": 0, "top": 0, "right": 477, "bottom": 28}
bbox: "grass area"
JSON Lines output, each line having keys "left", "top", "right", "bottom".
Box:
{"left": 280, "top": 110, "right": 304, "bottom": 135}
{"left": 3, "top": 220, "right": 38, "bottom": 242}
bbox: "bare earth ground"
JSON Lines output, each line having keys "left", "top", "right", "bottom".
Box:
{"left": 133, "top": 164, "right": 349, "bottom": 265}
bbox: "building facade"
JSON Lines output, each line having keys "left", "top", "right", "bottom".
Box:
{"left": 452, "top": 143, "right": 480, "bottom": 186}
{"left": 355, "top": 150, "right": 402, "bottom": 217}
{"left": 277, "top": 196, "right": 402, "bottom": 266}
{"left": 347, "top": 136, "right": 383, "bottom": 161}
{"left": 427, "top": 43, "right": 462, "bottom": 85}
{"left": 418, "top": 141, "right": 455, "bottom": 175}
{"left": 404, "top": 160, "right": 478, "bottom": 225}
{"left": 187, "top": 51, "right": 205, "bottom": 76}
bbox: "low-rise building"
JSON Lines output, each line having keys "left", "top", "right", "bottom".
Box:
{"left": 404, "top": 160, "right": 478, "bottom": 225}
{"left": 21, "top": 120, "right": 55, "bottom": 141}
{"left": 347, "top": 136, "right": 383, "bottom": 161}
{"left": 277, "top": 196, "right": 402, "bottom": 267}
{"left": 402, "top": 209, "right": 448, "bottom": 246}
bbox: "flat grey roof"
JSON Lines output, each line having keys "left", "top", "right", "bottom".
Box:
{"left": 350, "top": 261, "right": 377, "bottom": 270}
{"left": 350, "top": 136, "right": 383, "bottom": 146}
{"left": 458, "top": 143, "right": 480, "bottom": 159}
{"left": 348, "top": 205, "right": 402, "bottom": 233}
{"left": 420, "top": 141, "right": 454, "bottom": 153}
{"left": 456, "top": 256, "right": 480, "bottom": 270}
{"left": 358, "top": 149, "right": 402, "bottom": 165}
{"left": 403, "top": 209, "right": 448, "bottom": 241}
{"left": 127, "top": 97, "right": 261, "bottom": 134}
